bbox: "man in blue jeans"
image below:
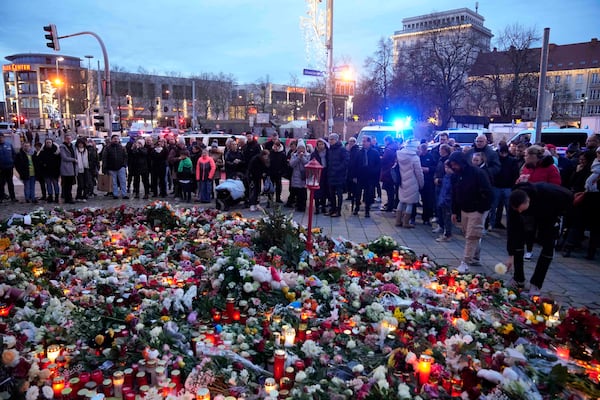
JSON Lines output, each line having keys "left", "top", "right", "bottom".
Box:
{"left": 102, "top": 134, "right": 129, "bottom": 199}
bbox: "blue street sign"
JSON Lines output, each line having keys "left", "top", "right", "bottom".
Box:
{"left": 303, "top": 68, "right": 325, "bottom": 77}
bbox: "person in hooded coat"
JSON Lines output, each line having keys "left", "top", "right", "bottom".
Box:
{"left": 395, "top": 140, "right": 424, "bottom": 228}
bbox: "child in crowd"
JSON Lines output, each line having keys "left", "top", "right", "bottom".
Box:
{"left": 177, "top": 150, "right": 194, "bottom": 203}
{"left": 435, "top": 160, "right": 453, "bottom": 242}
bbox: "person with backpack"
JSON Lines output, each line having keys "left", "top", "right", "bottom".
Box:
{"left": 177, "top": 149, "right": 195, "bottom": 203}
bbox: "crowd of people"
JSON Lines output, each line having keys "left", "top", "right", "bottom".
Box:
{"left": 1, "top": 128, "right": 599, "bottom": 294}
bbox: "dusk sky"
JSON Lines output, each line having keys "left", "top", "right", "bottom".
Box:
{"left": 1, "top": 0, "right": 598, "bottom": 98}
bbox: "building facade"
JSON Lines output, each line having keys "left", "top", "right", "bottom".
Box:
{"left": 391, "top": 7, "right": 493, "bottom": 64}
{"left": 468, "top": 38, "right": 600, "bottom": 124}
{"left": 3, "top": 53, "right": 86, "bottom": 130}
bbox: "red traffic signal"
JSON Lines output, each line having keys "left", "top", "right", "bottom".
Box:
{"left": 43, "top": 24, "right": 60, "bottom": 51}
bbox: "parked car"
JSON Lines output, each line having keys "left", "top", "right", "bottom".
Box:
{"left": 431, "top": 129, "right": 494, "bottom": 150}
{"left": 507, "top": 128, "right": 593, "bottom": 155}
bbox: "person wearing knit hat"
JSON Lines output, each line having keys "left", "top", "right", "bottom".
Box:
{"left": 288, "top": 141, "right": 310, "bottom": 212}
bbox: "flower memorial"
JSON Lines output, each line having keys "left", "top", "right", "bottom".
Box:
{"left": 0, "top": 203, "right": 599, "bottom": 400}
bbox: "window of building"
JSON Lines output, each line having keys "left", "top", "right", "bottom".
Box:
{"left": 576, "top": 74, "right": 583, "bottom": 83}
{"left": 592, "top": 73, "right": 599, "bottom": 84}
{"left": 146, "top": 83, "right": 155, "bottom": 98}
{"left": 161, "top": 85, "right": 170, "bottom": 100}
{"left": 130, "top": 82, "right": 143, "bottom": 97}
{"left": 555, "top": 76, "right": 561, "bottom": 84}
{"left": 565, "top": 75, "right": 571, "bottom": 84}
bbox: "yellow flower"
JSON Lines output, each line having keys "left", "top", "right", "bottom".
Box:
{"left": 393, "top": 308, "right": 406, "bottom": 323}
{"left": 160, "top": 316, "right": 171, "bottom": 322}
{"left": 0, "top": 237, "right": 10, "bottom": 251}
{"left": 499, "top": 323, "right": 514, "bottom": 335}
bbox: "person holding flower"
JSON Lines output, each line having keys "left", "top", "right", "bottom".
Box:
{"left": 505, "top": 182, "right": 573, "bottom": 296}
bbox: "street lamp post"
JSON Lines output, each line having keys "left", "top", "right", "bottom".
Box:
{"left": 304, "top": 159, "right": 324, "bottom": 252}
{"left": 84, "top": 55, "right": 93, "bottom": 134}
{"left": 55, "top": 56, "right": 64, "bottom": 127}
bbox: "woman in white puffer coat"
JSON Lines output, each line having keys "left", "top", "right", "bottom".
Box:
{"left": 395, "top": 140, "right": 424, "bottom": 228}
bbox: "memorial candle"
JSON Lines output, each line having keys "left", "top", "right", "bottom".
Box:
{"left": 417, "top": 354, "right": 433, "bottom": 386}
{"left": 273, "top": 349, "right": 286, "bottom": 381}
{"left": 112, "top": 371, "right": 124, "bottom": 399}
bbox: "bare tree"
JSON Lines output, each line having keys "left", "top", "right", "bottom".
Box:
{"left": 470, "top": 24, "right": 540, "bottom": 118}
{"left": 363, "top": 37, "right": 395, "bottom": 119}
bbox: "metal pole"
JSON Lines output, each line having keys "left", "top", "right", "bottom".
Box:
{"left": 85, "top": 55, "right": 93, "bottom": 134}
{"left": 325, "top": 0, "right": 334, "bottom": 135}
{"left": 534, "top": 28, "right": 550, "bottom": 143}
{"left": 306, "top": 188, "right": 316, "bottom": 251}
{"left": 97, "top": 60, "right": 102, "bottom": 112}
{"left": 57, "top": 30, "right": 111, "bottom": 135}
{"left": 192, "top": 80, "right": 196, "bottom": 131}
{"left": 55, "top": 57, "right": 62, "bottom": 127}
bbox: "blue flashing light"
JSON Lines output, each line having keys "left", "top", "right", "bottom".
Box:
{"left": 393, "top": 116, "right": 412, "bottom": 131}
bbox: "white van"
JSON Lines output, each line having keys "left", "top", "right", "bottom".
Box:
{"left": 431, "top": 129, "right": 493, "bottom": 149}
{"left": 357, "top": 122, "right": 413, "bottom": 153}
{"left": 508, "top": 128, "right": 593, "bottom": 155}
{"left": 0, "top": 122, "right": 15, "bottom": 135}
{"left": 178, "top": 133, "right": 246, "bottom": 152}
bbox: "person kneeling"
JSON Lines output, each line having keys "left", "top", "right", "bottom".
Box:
{"left": 215, "top": 174, "right": 246, "bottom": 211}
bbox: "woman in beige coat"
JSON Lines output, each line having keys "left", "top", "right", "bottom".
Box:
{"left": 396, "top": 140, "right": 424, "bottom": 228}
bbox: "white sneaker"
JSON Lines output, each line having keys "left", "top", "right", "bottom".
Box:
{"left": 436, "top": 235, "right": 451, "bottom": 242}
{"left": 250, "top": 205, "right": 257, "bottom": 211}
{"left": 431, "top": 226, "right": 443, "bottom": 234}
{"left": 524, "top": 252, "right": 533, "bottom": 261}
{"left": 456, "top": 262, "right": 469, "bottom": 273}
{"left": 375, "top": 197, "right": 382, "bottom": 203}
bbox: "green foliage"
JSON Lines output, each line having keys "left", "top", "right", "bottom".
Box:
{"left": 252, "top": 205, "right": 305, "bottom": 264}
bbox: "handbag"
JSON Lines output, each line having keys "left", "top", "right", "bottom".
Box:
{"left": 391, "top": 163, "right": 402, "bottom": 185}
{"left": 97, "top": 174, "right": 113, "bottom": 192}
{"left": 573, "top": 192, "right": 586, "bottom": 206}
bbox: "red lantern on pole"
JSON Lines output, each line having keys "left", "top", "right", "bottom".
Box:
{"left": 304, "top": 159, "right": 324, "bottom": 251}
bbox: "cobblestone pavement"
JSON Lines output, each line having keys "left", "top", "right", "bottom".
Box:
{"left": 1, "top": 178, "right": 598, "bottom": 313}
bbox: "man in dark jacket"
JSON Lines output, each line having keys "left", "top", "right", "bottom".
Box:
{"left": 326, "top": 133, "right": 349, "bottom": 217}
{"left": 0, "top": 133, "right": 17, "bottom": 202}
{"left": 505, "top": 182, "right": 573, "bottom": 296}
{"left": 102, "top": 134, "right": 129, "bottom": 199}
{"left": 448, "top": 151, "right": 493, "bottom": 272}
{"left": 490, "top": 143, "right": 520, "bottom": 229}
{"left": 379, "top": 136, "right": 398, "bottom": 212}
{"left": 350, "top": 135, "right": 380, "bottom": 218}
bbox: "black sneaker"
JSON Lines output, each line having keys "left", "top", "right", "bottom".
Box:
{"left": 122, "top": 196, "right": 130, "bottom": 200}
{"left": 113, "top": 196, "right": 119, "bottom": 199}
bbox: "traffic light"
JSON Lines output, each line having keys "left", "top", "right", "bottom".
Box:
{"left": 43, "top": 24, "right": 60, "bottom": 51}
{"left": 93, "top": 114, "right": 105, "bottom": 130}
